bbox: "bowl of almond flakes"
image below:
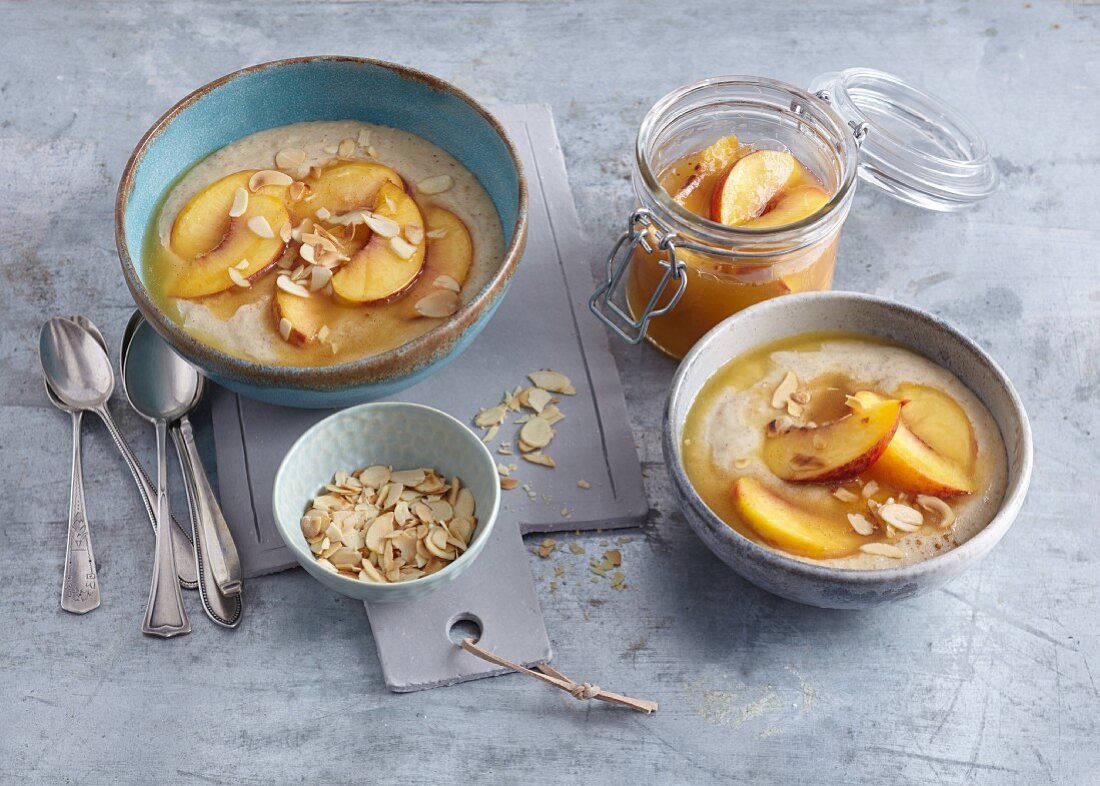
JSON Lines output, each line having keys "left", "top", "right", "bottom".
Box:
{"left": 272, "top": 401, "right": 501, "bottom": 601}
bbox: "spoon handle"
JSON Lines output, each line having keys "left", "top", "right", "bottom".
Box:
{"left": 176, "top": 416, "right": 242, "bottom": 596}
{"left": 170, "top": 424, "right": 243, "bottom": 628}
{"left": 142, "top": 419, "right": 190, "bottom": 638}
{"left": 61, "top": 410, "right": 100, "bottom": 614}
{"left": 92, "top": 404, "right": 198, "bottom": 589}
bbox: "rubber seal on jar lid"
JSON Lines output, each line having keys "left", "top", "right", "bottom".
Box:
{"left": 809, "top": 68, "right": 998, "bottom": 211}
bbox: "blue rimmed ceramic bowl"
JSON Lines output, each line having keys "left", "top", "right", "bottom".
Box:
{"left": 116, "top": 57, "right": 527, "bottom": 408}
{"left": 272, "top": 402, "right": 500, "bottom": 603}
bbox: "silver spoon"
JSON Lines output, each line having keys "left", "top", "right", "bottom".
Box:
{"left": 121, "top": 321, "right": 194, "bottom": 638}
{"left": 49, "top": 318, "right": 198, "bottom": 590}
{"left": 121, "top": 313, "right": 242, "bottom": 628}
{"left": 39, "top": 318, "right": 101, "bottom": 614}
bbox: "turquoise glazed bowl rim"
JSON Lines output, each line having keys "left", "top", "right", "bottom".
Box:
{"left": 271, "top": 401, "right": 501, "bottom": 599}
{"left": 115, "top": 56, "right": 528, "bottom": 392}
{"left": 664, "top": 291, "right": 1033, "bottom": 604}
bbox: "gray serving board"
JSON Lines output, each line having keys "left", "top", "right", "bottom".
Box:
{"left": 210, "top": 103, "right": 648, "bottom": 579}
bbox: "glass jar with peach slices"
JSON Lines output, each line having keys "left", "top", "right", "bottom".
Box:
{"left": 143, "top": 132, "right": 492, "bottom": 368}
{"left": 590, "top": 71, "right": 999, "bottom": 359}
{"left": 681, "top": 333, "right": 1008, "bottom": 565}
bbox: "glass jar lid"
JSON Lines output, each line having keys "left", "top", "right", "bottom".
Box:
{"left": 808, "top": 68, "right": 997, "bottom": 211}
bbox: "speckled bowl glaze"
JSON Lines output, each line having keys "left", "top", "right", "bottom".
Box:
{"left": 116, "top": 57, "right": 527, "bottom": 408}
{"left": 272, "top": 402, "right": 500, "bottom": 603}
{"left": 664, "top": 292, "right": 1033, "bottom": 609}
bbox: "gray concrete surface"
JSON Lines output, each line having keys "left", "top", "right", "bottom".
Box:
{"left": 1, "top": 1, "right": 1097, "bottom": 784}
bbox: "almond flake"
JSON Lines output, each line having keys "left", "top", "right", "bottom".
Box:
{"left": 389, "top": 236, "right": 416, "bottom": 259}
{"left": 276, "top": 275, "right": 310, "bottom": 298}
{"left": 771, "top": 371, "right": 799, "bottom": 409}
{"left": 528, "top": 370, "right": 576, "bottom": 395}
{"left": 859, "top": 543, "right": 905, "bottom": 559}
{"left": 249, "top": 169, "right": 293, "bottom": 191}
{"left": 364, "top": 212, "right": 400, "bottom": 238}
{"left": 275, "top": 148, "right": 307, "bottom": 169}
{"left": 228, "top": 187, "right": 249, "bottom": 218}
{"left": 417, "top": 175, "right": 453, "bottom": 195}
{"left": 433, "top": 274, "right": 461, "bottom": 292}
{"left": 414, "top": 290, "right": 461, "bottom": 319}
{"left": 247, "top": 215, "right": 274, "bottom": 238}
{"left": 227, "top": 267, "right": 251, "bottom": 288}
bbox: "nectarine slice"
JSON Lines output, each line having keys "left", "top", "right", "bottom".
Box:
{"left": 292, "top": 162, "right": 403, "bottom": 224}
{"left": 331, "top": 182, "right": 425, "bottom": 304}
{"left": 731, "top": 477, "right": 866, "bottom": 559}
{"left": 742, "top": 186, "right": 830, "bottom": 230}
{"left": 170, "top": 170, "right": 288, "bottom": 261}
{"left": 424, "top": 206, "right": 473, "bottom": 287}
{"left": 711, "top": 150, "right": 799, "bottom": 226}
{"left": 274, "top": 288, "right": 326, "bottom": 345}
{"left": 762, "top": 397, "right": 904, "bottom": 483}
{"left": 167, "top": 193, "right": 289, "bottom": 298}
{"left": 894, "top": 383, "right": 977, "bottom": 472}
{"left": 849, "top": 391, "right": 975, "bottom": 496}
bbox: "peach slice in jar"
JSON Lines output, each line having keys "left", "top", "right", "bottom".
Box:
{"left": 331, "top": 182, "right": 426, "bottom": 304}
{"left": 731, "top": 476, "right": 867, "bottom": 559}
{"left": 761, "top": 396, "right": 904, "bottom": 483}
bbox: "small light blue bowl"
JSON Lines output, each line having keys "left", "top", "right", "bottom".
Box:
{"left": 116, "top": 57, "right": 527, "bottom": 408}
{"left": 272, "top": 402, "right": 501, "bottom": 603}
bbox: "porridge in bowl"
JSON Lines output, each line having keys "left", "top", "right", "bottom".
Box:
{"left": 681, "top": 331, "right": 1008, "bottom": 568}
{"left": 143, "top": 120, "right": 504, "bottom": 366}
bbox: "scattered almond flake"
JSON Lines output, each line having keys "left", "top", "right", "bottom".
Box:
{"left": 247, "top": 215, "right": 275, "bottom": 238}
{"left": 859, "top": 542, "right": 904, "bottom": 559}
{"left": 568, "top": 543, "right": 585, "bottom": 555}
{"left": 363, "top": 212, "right": 400, "bottom": 238}
{"left": 833, "top": 487, "right": 859, "bottom": 503}
{"left": 417, "top": 174, "right": 454, "bottom": 195}
{"left": 227, "top": 267, "right": 251, "bottom": 288}
{"left": 279, "top": 221, "right": 293, "bottom": 243}
{"left": 524, "top": 387, "right": 553, "bottom": 414}
{"left": 275, "top": 148, "right": 307, "bottom": 169}
{"left": 405, "top": 224, "right": 424, "bottom": 245}
{"left": 228, "top": 187, "right": 249, "bottom": 218}
{"left": 519, "top": 417, "right": 554, "bottom": 449}
{"left": 337, "top": 137, "right": 356, "bottom": 158}
{"left": 528, "top": 370, "right": 576, "bottom": 395}
{"left": 537, "top": 539, "right": 556, "bottom": 559}
{"left": 414, "top": 290, "right": 461, "bottom": 319}
{"left": 310, "top": 265, "right": 333, "bottom": 291}
{"left": 289, "top": 181, "right": 308, "bottom": 201}
{"left": 426, "top": 228, "right": 448, "bottom": 239}
{"left": 916, "top": 495, "right": 956, "bottom": 529}
{"left": 861, "top": 480, "right": 880, "bottom": 498}
{"left": 249, "top": 169, "right": 293, "bottom": 191}
{"left": 733, "top": 458, "right": 750, "bottom": 469}
{"left": 500, "top": 477, "right": 520, "bottom": 491}
{"left": 278, "top": 317, "right": 292, "bottom": 342}
{"left": 523, "top": 451, "right": 556, "bottom": 468}
{"left": 433, "top": 274, "right": 461, "bottom": 292}
{"left": 276, "top": 275, "right": 311, "bottom": 298}
{"left": 315, "top": 206, "right": 332, "bottom": 221}
{"left": 317, "top": 325, "right": 331, "bottom": 344}
{"left": 577, "top": 480, "right": 590, "bottom": 490}
{"left": 848, "top": 513, "right": 875, "bottom": 536}
{"left": 875, "top": 503, "right": 924, "bottom": 532}
{"left": 389, "top": 236, "right": 417, "bottom": 260}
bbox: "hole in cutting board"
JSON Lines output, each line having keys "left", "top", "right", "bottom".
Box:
{"left": 447, "top": 613, "right": 483, "bottom": 646}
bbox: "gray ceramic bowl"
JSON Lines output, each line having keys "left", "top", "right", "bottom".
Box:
{"left": 272, "top": 402, "right": 500, "bottom": 603}
{"left": 664, "top": 292, "right": 1032, "bottom": 608}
